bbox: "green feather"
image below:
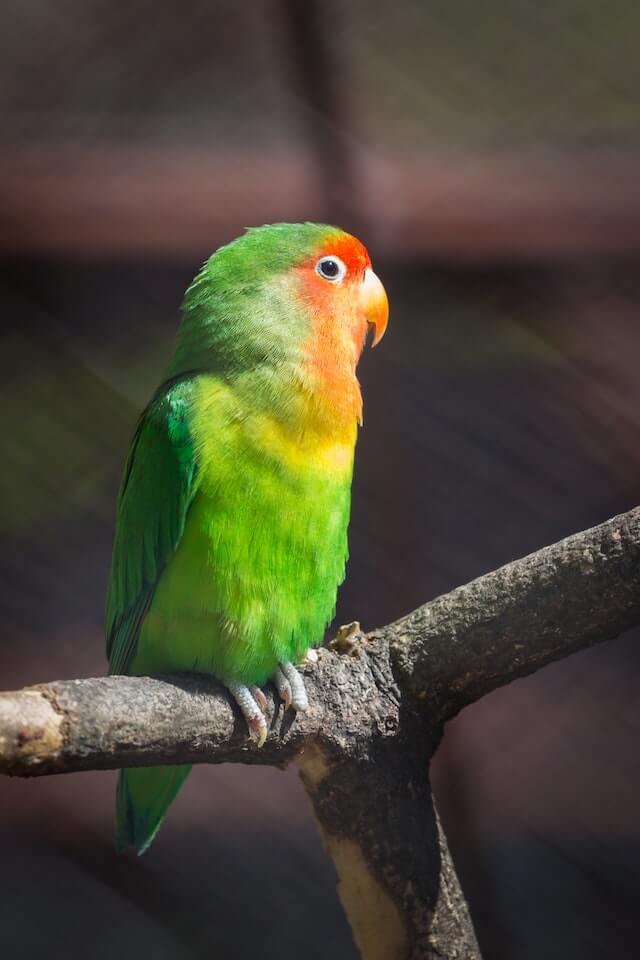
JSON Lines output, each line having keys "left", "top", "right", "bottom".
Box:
{"left": 166, "top": 222, "right": 342, "bottom": 382}
{"left": 116, "top": 764, "right": 191, "bottom": 854}
{"left": 106, "top": 380, "right": 198, "bottom": 675}
{"left": 106, "top": 383, "right": 199, "bottom": 855}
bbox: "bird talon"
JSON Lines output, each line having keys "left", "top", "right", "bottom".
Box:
{"left": 227, "top": 682, "right": 269, "bottom": 748}
{"left": 248, "top": 713, "right": 268, "bottom": 748}
{"left": 251, "top": 686, "right": 268, "bottom": 713}
{"left": 272, "top": 666, "right": 293, "bottom": 710}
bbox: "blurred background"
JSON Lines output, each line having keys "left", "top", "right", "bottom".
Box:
{"left": 2, "top": 2, "right": 640, "bottom": 957}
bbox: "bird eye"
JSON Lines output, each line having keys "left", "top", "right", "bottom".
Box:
{"left": 315, "top": 255, "right": 347, "bottom": 282}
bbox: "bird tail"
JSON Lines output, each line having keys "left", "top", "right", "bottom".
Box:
{"left": 116, "top": 764, "right": 192, "bottom": 854}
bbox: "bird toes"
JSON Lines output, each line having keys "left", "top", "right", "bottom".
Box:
{"left": 227, "top": 682, "right": 269, "bottom": 747}
{"left": 272, "top": 666, "right": 293, "bottom": 711}
{"left": 279, "top": 661, "right": 309, "bottom": 713}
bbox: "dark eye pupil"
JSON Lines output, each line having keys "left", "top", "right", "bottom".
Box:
{"left": 320, "top": 259, "right": 339, "bottom": 278}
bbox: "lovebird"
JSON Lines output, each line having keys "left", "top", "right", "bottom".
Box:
{"left": 105, "top": 222, "right": 388, "bottom": 853}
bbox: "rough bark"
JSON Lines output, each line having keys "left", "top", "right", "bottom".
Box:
{"left": 2, "top": 507, "right": 639, "bottom": 959}
{"left": 384, "top": 506, "right": 640, "bottom": 720}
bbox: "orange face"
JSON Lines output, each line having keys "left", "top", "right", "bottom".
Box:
{"left": 295, "top": 231, "right": 388, "bottom": 350}
{"left": 293, "top": 230, "right": 389, "bottom": 427}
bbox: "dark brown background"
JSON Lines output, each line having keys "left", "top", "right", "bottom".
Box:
{"left": 2, "top": 3, "right": 640, "bottom": 958}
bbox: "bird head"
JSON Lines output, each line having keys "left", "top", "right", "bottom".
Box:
{"left": 166, "top": 223, "right": 388, "bottom": 398}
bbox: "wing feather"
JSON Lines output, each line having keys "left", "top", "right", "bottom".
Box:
{"left": 105, "top": 380, "right": 198, "bottom": 674}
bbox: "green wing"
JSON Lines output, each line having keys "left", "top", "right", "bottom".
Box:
{"left": 106, "top": 380, "right": 198, "bottom": 675}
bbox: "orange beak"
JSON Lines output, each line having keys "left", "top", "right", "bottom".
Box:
{"left": 360, "top": 267, "right": 389, "bottom": 347}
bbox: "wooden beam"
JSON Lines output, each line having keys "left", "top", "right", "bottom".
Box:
{"left": 2, "top": 145, "right": 640, "bottom": 260}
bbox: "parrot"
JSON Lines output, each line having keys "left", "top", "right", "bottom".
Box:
{"left": 105, "top": 222, "right": 388, "bottom": 854}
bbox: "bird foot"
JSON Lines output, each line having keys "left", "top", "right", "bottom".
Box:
{"left": 272, "top": 661, "right": 309, "bottom": 713}
{"left": 227, "top": 661, "right": 309, "bottom": 747}
{"left": 227, "top": 682, "right": 268, "bottom": 747}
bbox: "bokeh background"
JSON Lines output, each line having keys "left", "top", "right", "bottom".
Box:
{"left": 2, "top": 3, "right": 640, "bottom": 958}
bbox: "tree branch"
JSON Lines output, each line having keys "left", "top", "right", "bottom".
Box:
{"left": 2, "top": 507, "right": 639, "bottom": 960}
{"left": 383, "top": 506, "right": 640, "bottom": 720}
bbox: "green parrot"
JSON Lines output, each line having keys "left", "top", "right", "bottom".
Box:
{"left": 105, "top": 222, "right": 388, "bottom": 854}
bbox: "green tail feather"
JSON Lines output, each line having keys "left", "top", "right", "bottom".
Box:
{"left": 116, "top": 764, "right": 192, "bottom": 854}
